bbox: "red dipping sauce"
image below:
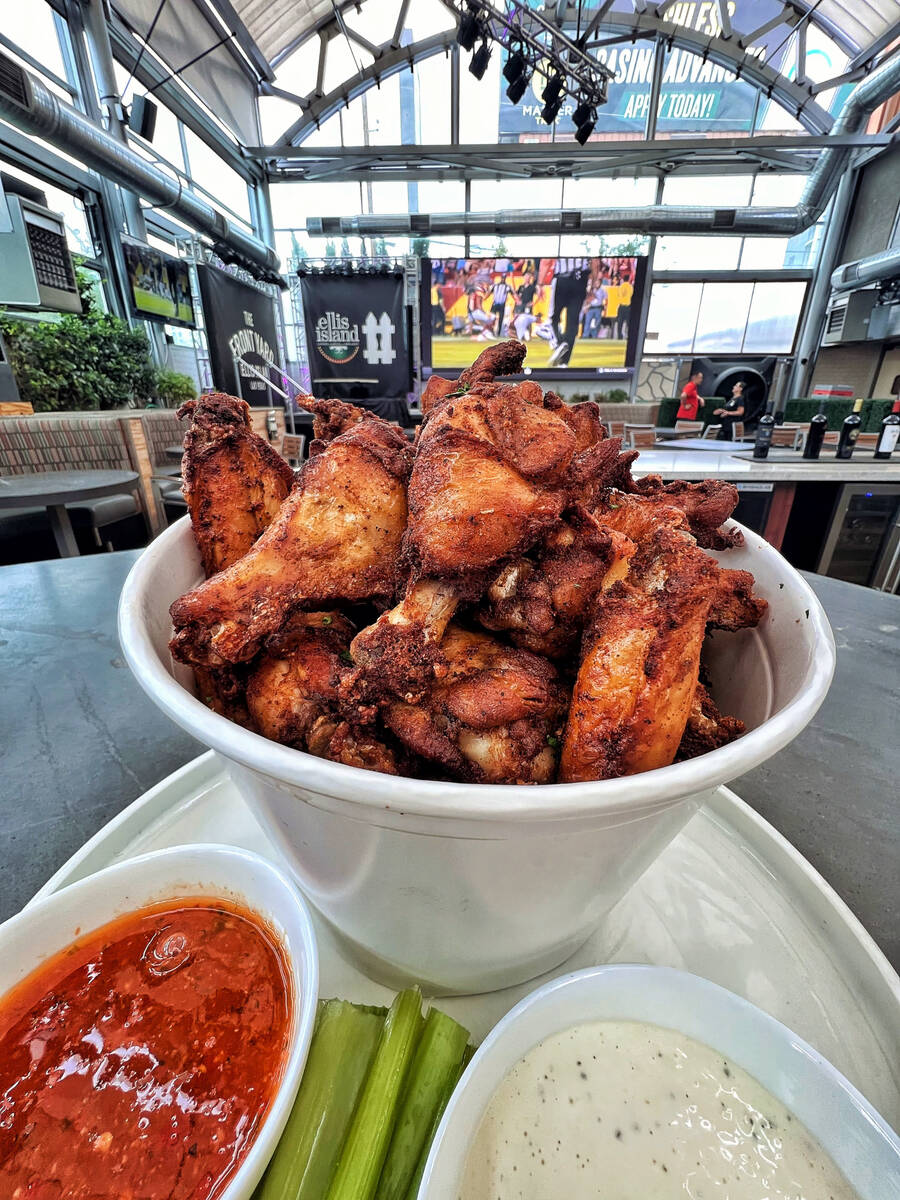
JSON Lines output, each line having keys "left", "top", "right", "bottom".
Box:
{"left": 0, "top": 897, "right": 292, "bottom": 1200}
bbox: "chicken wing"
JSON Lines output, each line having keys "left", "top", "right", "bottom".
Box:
{"left": 245, "top": 611, "right": 402, "bottom": 774}
{"left": 560, "top": 527, "right": 718, "bottom": 782}
{"left": 628, "top": 477, "right": 743, "bottom": 550}
{"left": 384, "top": 624, "right": 567, "bottom": 784}
{"left": 170, "top": 416, "right": 412, "bottom": 667}
{"left": 178, "top": 392, "right": 295, "bottom": 577}
{"left": 676, "top": 679, "right": 745, "bottom": 761}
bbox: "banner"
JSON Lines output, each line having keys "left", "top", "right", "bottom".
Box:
{"left": 196, "top": 264, "right": 280, "bottom": 405}
{"left": 299, "top": 272, "right": 409, "bottom": 399}
{"left": 499, "top": 0, "right": 794, "bottom": 139}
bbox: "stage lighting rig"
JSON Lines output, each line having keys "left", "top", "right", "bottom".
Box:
{"left": 447, "top": 0, "right": 614, "bottom": 121}
{"left": 469, "top": 40, "right": 492, "bottom": 79}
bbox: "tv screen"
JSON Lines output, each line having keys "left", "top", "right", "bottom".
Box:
{"left": 122, "top": 239, "right": 196, "bottom": 328}
{"left": 423, "top": 255, "right": 647, "bottom": 374}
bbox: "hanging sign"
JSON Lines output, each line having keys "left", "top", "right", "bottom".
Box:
{"left": 196, "top": 263, "right": 281, "bottom": 405}
{"left": 299, "top": 272, "right": 410, "bottom": 398}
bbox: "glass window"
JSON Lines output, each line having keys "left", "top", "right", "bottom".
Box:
{"left": 563, "top": 177, "right": 657, "bottom": 208}
{"left": 644, "top": 283, "right": 702, "bottom": 353}
{"left": 694, "top": 282, "right": 755, "bottom": 352}
{"left": 459, "top": 50, "right": 500, "bottom": 144}
{"left": 469, "top": 179, "right": 563, "bottom": 212}
{"left": 738, "top": 237, "right": 791, "bottom": 269}
{"left": 416, "top": 181, "right": 465, "bottom": 214}
{"left": 322, "top": 37, "right": 372, "bottom": 96}
{"left": 656, "top": 45, "right": 758, "bottom": 138}
{"left": 654, "top": 236, "right": 741, "bottom": 271}
{"left": 271, "top": 181, "right": 363, "bottom": 228}
{"left": 3, "top": 2, "right": 66, "bottom": 83}
{"left": 743, "top": 281, "right": 807, "bottom": 352}
{"left": 259, "top": 94, "right": 302, "bottom": 145}
{"left": 183, "top": 130, "right": 251, "bottom": 222}
{"left": 664, "top": 176, "right": 752, "bottom": 206}
{"left": 368, "top": 182, "right": 411, "bottom": 213}
{"left": 750, "top": 174, "right": 805, "bottom": 206}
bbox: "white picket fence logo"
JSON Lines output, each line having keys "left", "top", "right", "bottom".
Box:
{"left": 362, "top": 311, "right": 396, "bottom": 365}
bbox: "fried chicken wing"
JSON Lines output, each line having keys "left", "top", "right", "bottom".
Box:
{"left": 477, "top": 508, "right": 630, "bottom": 658}
{"left": 709, "top": 568, "right": 768, "bottom": 630}
{"left": 384, "top": 624, "right": 566, "bottom": 784}
{"left": 560, "top": 527, "right": 718, "bottom": 782}
{"left": 170, "top": 417, "right": 412, "bottom": 667}
{"left": 245, "top": 611, "right": 402, "bottom": 774}
{"left": 628, "top": 477, "right": 742, "bottom": 550}
{"left": 676, "top": 679, "right": 745, "bottom": 761}
{"left": 178, "top": 392, "right": 295, "bottom": 577}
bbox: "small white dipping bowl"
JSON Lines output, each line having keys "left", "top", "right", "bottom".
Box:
{"left": 0, "top": 845, "right": 319, "bottom": 1200}
{"left": 419, "top": 965, "right": 900, "bottom": 1199}
{"left": 120, "top": 516, "right": 835, "bottom": 994}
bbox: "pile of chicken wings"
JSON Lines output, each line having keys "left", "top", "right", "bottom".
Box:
{"left": 169, "top": 341, "right": 766, "bottom": 786}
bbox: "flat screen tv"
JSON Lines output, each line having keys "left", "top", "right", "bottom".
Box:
{"left": 122, "top": 239, "right": 196, "bottom": 328}
{"left": 422, "top": 255, "right": 647, "bottom": 376}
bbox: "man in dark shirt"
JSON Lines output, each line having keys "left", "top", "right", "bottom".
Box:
{"left": 548, "top": 257, "right": 590, "bottom": 365}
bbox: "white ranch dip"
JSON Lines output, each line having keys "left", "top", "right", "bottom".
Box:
{"left": 459, "top": 1020, "right": 858, "bottom": 1199}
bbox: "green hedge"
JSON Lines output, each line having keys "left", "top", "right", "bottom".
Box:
{"left": 783, "top": 397, "right": 895, "bottom": 432}
{"left": 657, "top": 395, "right": 894, "bottom": 432}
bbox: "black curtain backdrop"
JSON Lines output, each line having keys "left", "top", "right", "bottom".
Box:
{"left": 197, "top": 264, "right": 281, "bottom": 405}
{"left": 300, "top": 272, "right": 410, "bottom": 399}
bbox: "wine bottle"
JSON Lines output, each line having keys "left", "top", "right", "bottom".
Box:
{"left": 802, "top": 400, "right": 828, "bottom": 459}
{"left": 753, "top": 401, "right": 775, "bottom": 459}
{"left": 835, "top": 397, "right": 864, "bottom": 460}
{"left": 874, "top": 399, "right": 900, "bottom": 460}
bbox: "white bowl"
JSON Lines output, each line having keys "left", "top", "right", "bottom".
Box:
{"left": 0, "top": 845, "right": 319, "bottom": 1200}
{"left": 419, "top": 965, "right": 900, "bottom": 1199}
{"left": 119, "top": 516, "right": 834, "bottom": 994}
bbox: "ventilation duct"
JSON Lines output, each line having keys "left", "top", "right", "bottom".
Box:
{"left": 307, "top": 49, "right": 900, "bottom": 240}
{"left": 830, "top": 246, "right": 900, "bottom": 292}
{"left": 0, "top": 50, "right": 280, "bottom": 276}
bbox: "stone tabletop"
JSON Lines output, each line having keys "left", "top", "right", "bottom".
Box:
{"left": 1, "top": 551, "right": 897, "bottom": 970}
{"left": 0, "top": 469, "right": 140, "bottom": 508}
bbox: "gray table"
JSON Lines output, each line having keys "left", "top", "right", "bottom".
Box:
{"left": 0, "top": 470, "right": 140, "bottom": 557}
{"left": 1, "top": 552, "right": 897, "bottom": 971}
{"left": 164, "top": 444, "right": 184, "bottom": 461}
{"left": 656, "top": 438, "right": 757, "bottom": 452}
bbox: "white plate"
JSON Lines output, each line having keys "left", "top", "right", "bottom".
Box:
{"left": 32, "top": 751, "right": 900, "bottom": 1129}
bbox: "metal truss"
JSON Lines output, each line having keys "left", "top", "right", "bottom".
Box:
{"left": 253, "top": 133, "right": 893, "bottom": 183}
{"left": 267, "top": 1, "right": 843, "bottom": 148}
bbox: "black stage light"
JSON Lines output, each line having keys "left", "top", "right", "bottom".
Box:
{"left": 506, "top": 74, "right": 528, "bottom": 103}
{"left": 469, "top": 40, "right": 492, "bottom": 79}
{"left": 572, "top": 99, "right": 593, "bottom": 127}
{"left": 574, "top": 110, "right": 596, "bottom": 144}
{"left": 457, "top": 8, "right": 480, "bottom": 51}
{"left": 542, "top": 95, "right": 563, "bottom": 124}
{"left": 542, "top": 72, "right": 564, "bottom": 104}
{"left": 503, "top": 48, "right": 526, "bottom": 84}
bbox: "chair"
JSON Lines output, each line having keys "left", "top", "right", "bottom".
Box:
{"left": 605, "top": 420, "right": 625, "bottom": 439}
{"left": 770, "top": 425, "right": 804, "bottom": 449}
{"left": 732, "top": 421, "right": 745, "bottom": 441}
{"left": 702, "top": 424, "right": 722, "bottom": 439}
{"left": 670, "top": 420, "right": 703, "bottom": 437}
{"left": 855, "top": 433, "right": 878, "bottom": 449}
{"left": 623, "top": 423, "right": 657, "bottom": 449}
{"left": 281, "top": 433, "right": 307, "bottom": 465}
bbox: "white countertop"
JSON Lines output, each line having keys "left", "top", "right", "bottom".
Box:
{"left": 632, "top": 450, "right": 900, "bottom": 484}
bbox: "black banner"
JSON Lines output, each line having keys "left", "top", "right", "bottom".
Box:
{"left": 197, "top": 264, "right": 281, "bottom": 405}
{"left": 300, "top": 272, "right": 409, "bottom": 399}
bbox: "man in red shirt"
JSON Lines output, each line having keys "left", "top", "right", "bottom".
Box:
{"left": 677, "top": 371, "right": 705, "bottom": 423}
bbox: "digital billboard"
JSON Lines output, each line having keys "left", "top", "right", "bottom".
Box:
{"left": 424, "top": 256, "right": 647, "bottom": 373}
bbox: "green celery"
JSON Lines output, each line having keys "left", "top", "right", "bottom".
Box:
{"left": 325, "top": 988, "right": 424, "bottom": 1200}
{"left": 403, "top": 1044, "right": 474, "bottom": 1200}
{"left": 374, "top": 1009, "right": 470, "bottom": 1200}
{"left": 255, "top": 999, "right": 384, "bottom": 1200}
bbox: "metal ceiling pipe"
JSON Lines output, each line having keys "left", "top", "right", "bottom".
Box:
{"left": 831, "top": 246, "right": 900, "bottom": 291}
{"left": 308, "top": 49, "right": 900, "bottom": 240}
{"left": 0, "top": 51, "right": 280, "bottom": 274}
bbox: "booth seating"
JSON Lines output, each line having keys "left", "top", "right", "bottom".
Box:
{"left": 0, "top": 411, "right": 165, "bottom": 563}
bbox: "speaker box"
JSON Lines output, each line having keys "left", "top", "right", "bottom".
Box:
{"left": 129, "top": 94, "right": 158, "bottom": 142}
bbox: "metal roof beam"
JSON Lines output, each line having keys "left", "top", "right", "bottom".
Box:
{"left": 202, "top": 0, "right": 275, "bottom": 81}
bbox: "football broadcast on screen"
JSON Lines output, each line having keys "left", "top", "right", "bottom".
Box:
{"left": 428, "top": 255, "right": 640, "bottom": 369}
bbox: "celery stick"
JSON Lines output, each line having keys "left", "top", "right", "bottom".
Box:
{"left": 326, "top": 988, "right": 424, "bottom": 1200}
{"left": 374, "top": 1009, "right": 470, "bottom": 1200}
{"left": 256, "top": 999, "right": 384, "bottom": 1200}
{"left": 403, "top": 1044, "right": 474, "bottom": 1200}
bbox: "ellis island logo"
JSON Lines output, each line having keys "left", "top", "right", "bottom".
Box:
{"left": 315, "top": 311, "right": 360, "bottom": 363}
{"left": 314, "top": 310, "right": 397, "bottom": 366}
